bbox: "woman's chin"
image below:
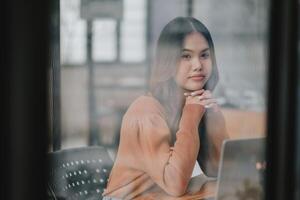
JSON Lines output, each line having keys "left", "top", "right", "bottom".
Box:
{"left": 184, "top": 85, "right": 204, "bottom": 92}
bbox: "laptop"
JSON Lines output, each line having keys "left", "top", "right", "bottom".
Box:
{"left": 215, "top": 137, "right": 266, "bottom": 200}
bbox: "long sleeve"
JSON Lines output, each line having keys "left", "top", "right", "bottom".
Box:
{"left": 134, "top": 104, "right": 205, "bottom": 197}
{"left": 103, "top": 96, "right": 208, "bottom": 199}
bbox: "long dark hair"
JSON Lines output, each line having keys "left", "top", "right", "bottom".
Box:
{"left": 149, "top": 17, "right": 219, "bottom": 176}
{"left": 149, "top": 17, "right": 218, "bottom": 135}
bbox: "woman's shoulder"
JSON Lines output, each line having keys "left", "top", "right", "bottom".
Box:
{"left": 125, "top": 94, "right": 166, "bottom": 118}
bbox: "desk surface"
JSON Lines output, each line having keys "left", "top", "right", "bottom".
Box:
{"left": 175, "top": 175, "right": 216, "bottom": 200}
{"left": 134, "top": 175, "right": 217, "bottom": 200}
{"left": 179, "top": 179, "right": 216, "bottom": 200}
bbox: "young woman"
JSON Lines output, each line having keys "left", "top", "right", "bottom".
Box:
{"left": 102, "top": 17, "right": 229, "bottom": 200}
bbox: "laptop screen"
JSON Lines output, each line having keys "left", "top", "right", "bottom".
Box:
{"left": 215, "top": 138, "right": 266, "bottom": 200}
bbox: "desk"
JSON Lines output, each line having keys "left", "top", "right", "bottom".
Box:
{"left": 134, "top": 175, "right": 217, "bottom": 200}
{"left": 178, "top": 176, "right": 216, "bottom": 200}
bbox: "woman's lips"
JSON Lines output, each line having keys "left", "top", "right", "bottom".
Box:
{"left": 190, "top": 75, "right": 205, "bottom": 81}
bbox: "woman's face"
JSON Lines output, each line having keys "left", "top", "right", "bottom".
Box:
{"left": 174, "top": 32, "right": 213, "bottom": 92}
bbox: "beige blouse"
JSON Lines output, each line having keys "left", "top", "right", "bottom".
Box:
{"left": 102, "top": 95, "right": 227, "bottom": 199}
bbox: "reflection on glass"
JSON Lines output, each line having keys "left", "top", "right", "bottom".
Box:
{"left": 93, "top": 19, "right": 117, "bottom": 61}
{"left": 55, "top": 0, "right": 269, "bottom": 199}
{"left": 120, "top": 0, "right": 146, "bottom": 62}
{"left": 60, "top": 0, "right": 87, "bottom": 64}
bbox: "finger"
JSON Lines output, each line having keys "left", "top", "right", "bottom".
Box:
{"left": 202, "top": 90, "right": 212, "bottom": 96}
{"left": 199, "top": 99, "right": 217, "bottom": 105}
{"left": 184, "top": 89, "right": 204, "bottom": 97}
{"left": 197, "top": 96, "right": 205, "bottom": 100}
{"left": 190, "top": 89, "right": 205, "bottom": 96}
{"left": 204, "top": 103, "right": 217, "bottom": 109}
{"left": 204, "top": 104, "right": 212, "bottom": 109}
{"left": 184, "top": 92, "right": 190, "bottom": 96}
{"left": 198, "top": 92, "right": 212, "bottom": 100}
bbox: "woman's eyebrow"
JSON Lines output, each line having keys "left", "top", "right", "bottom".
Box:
{"left": 182, "top": 47, "right": 210, "bottom": 53}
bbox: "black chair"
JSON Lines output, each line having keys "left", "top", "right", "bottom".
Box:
{"left": 47, "top": 146, "right": 114, "bottom": 200}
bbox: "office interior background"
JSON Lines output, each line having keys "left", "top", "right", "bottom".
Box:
{"left": 57, "top": 0, "right": 268, "bottom": 150}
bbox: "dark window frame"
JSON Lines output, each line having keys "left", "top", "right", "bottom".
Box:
{"left": 265, "top": 0, "right": 298, "bottom": 200}
{"left": 3, "top": 0, "right": 299, "bottom": 199}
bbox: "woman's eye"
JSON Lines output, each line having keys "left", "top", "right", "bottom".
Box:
{"left": 181, "top": 54, "right": 191, "bottom": 60}
{"left": 201, "top": 53, "right": 210, "bottom": 59}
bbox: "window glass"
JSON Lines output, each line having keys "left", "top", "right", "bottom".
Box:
{"left": 120, "top": 0, "right": 146, "bottom": 62}
{"left": 61, "top": 0, "right": 147, "bottom": 64}
{"left": 93, "top": 19, "right": 117, "bottom": 62}
{"left": 193, "top": 0, "right": 268, "bottom": 139}
{"left": 60, "top": 0, "right": 87, "bottom": 64}
{"left": 55, "top": 0, "right": 270, "bottom": 199}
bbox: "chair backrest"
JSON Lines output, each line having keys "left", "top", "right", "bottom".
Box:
{"left": 47, "top": 146, "right": 114, "bottom": 200}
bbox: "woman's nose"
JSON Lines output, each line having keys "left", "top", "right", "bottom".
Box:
{"left": 192, "top": 59, "right": 202, "bottom": 71}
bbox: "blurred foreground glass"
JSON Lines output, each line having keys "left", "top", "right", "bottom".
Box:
{"left": 58, "top": 0, "right": 268, "bottom": 147}
{"left": 51, "top": 0, "right": 270, "bottom": 199}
